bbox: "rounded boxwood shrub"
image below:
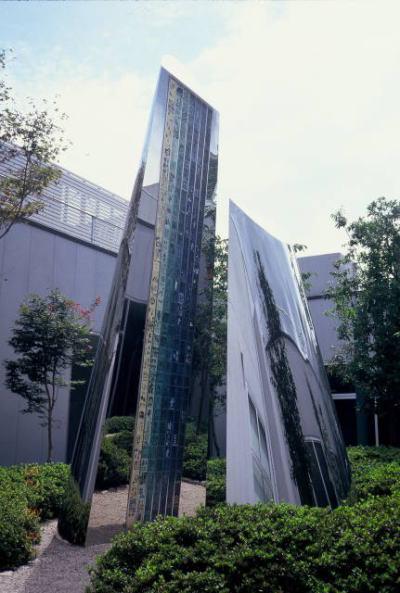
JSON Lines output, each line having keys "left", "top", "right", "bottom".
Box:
{"left": 88, "top": 447, "right": 400, "bottom": 593}
{"left": 57, "top": 475, "right": 90, "bottom": 546}
{"left": 0, "top": 486, "right": 40, "bottom": 570}
{"left": 347, "top": 446, "right": 400, "bottom": 503}
{"left": 104, "top": 416, "right": 135, "bottom": 435}
{"left": 206, "top": 457, "right": 226, "bottom": 507}
{"left": 96, "top": 437, "right": 131, "bottom": 489}
{"left": 182, "top": 421, "right": 208, "bottom": 481}
{"left": 111, "top": 430, "right": 133, "bottom": 457}
{"left": 88, "top": 494, "right": 400, "bottom": 593}
{"left": 0, "top": 463, "right": 68, "bottom": 570}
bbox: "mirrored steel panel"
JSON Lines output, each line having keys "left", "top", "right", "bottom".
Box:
{"left": 65, "top": 68, "right": 218, "bottom": 543}
{"left": 127, "top": 74, "right": 218, "bottom": 524}
{"left": 227, "top": 202, "right": 350, "bottom": 507}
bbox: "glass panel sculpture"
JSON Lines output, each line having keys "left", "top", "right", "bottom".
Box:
{"left": 66, "top": 68, "right": 218, "bottom": 542}
{"left": 227, "top": 202, "right": 350, "bottom": 507}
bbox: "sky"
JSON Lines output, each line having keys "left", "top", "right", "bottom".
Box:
{"left": 1, "top": 0, "right": 400, "bottom": 254}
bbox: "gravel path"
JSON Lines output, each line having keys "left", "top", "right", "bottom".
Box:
{"left": 0, "top": 480, "right": 206, "bottom": 593}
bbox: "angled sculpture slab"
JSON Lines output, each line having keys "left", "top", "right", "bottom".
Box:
{"left": 67, "top": 68, "right": 218, "bottom": 542}
{"left": 227, "top": 202, "right": 350, "bottom": 507}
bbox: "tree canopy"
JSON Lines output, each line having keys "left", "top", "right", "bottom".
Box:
{"left": 5, "top": 290, "right": 99, "bottom": 461}
{"left": 328, "top": 197, "right": 400, "bottom": 442}
{"left": 0, "top": 48, "right": 67, "bottom": 240}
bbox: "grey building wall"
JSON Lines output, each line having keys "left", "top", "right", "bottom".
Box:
{"left": 0, "top": 222, "right": 117, "bottom": 465}
{"left": 297, "top": 253, "right": 342, "bottom": 365}
{"left": 0, "top": 153, "right": 133, "bottom": 466}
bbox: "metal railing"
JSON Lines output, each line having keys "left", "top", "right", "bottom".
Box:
{"left": 0, "top": 151, "right": 129, "bottom": 253}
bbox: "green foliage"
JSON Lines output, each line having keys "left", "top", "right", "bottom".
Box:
{"left": 88, "top": 494, "right": 400, "bottom": 593}
{"left": 0, "top": 48, "right": 68, "bottom": 240}
{"left": 88, "top": 448, "right": 400, "bottom": 593}
{"left": 206, "top": 458, "right": 226, "bottom": 507}
{"left": 0, "top": 462, "right": 68, "bottom": 569}
{"left": 58, "top": 474, "right": 90, "bottom": 546}
{"left": 111, "top": 430, "right": 133, "bottom": 456}
{"left": 94, "top": 416, "right": 134, "bottom": 490}
{"left": 192, "top": 235, "right": 227, "bottom": 455}
{"left": 104, "top": 415, "right": 135, "bottom": 435}
{"left": 347, "top": 446, "right": 400, "bottom": 503}
{"left": 182, "top": 421, "right": 208, "bottom": 481}
{"left": 328, "top": 198, "right": 400, "bottom": 442}
{"left": 96, "top": 437, "right": 131, "bottom": 490}
{"left": 0, "top": 487, "right": 39, "bottom": 571}
{"left": 5, "top": 289, "right": 98, "bottom": 461}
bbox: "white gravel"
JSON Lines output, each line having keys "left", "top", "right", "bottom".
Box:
{"left": 0, "top": 480, "right": 206, "bottom": 593}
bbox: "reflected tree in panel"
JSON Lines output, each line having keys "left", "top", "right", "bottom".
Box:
{"left": 227, "top": 202, "right": 350, "bottom": 509}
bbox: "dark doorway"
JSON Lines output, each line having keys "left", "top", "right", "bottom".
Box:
{"left": 108, "top": 299, "right": 147, "bottom": 418}
{"left": 334, "top": 398, "right": 357, "bottom": 446}
{"left": 67, "top": 334, "right": 99, "bottom": 462}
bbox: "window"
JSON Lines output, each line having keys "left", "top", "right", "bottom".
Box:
{"left": 305, "top": 439, "right": 338, "bottom": 508}
{"left": 248, "top": 396, "right": 273, "bottom": 501}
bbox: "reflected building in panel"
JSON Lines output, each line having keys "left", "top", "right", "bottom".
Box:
{"left": 227, "top": 202, "right": 350, "bottom": 507}
{"left": 70, "top": 68, "right": 218, "bottom": 530}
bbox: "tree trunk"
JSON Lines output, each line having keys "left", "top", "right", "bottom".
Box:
{"left": 208, "top": 396, "right": 221, "bottom": 458}
{"left": 47, "top": 407, "right": 53, "bottom": 462}
{"left": 196, "top": 366, "right": 208, "bottom": 434}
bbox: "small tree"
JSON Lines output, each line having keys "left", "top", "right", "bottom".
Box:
{"left": 192, "top": 232, "right": 228, "bottom": 455}
{"left": 328, "top": 197, "right": 400, "bottom": 444}
{"left": 0, "top": 49, "right": 67, "bottom": 240}
{"left": 5, "top": 290, "right": 99, "bottom": 461}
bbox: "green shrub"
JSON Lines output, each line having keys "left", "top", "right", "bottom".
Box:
{"left": 88, "top": 447, "right": 400, "bottom": 593}
{"left": 0, "top": 485, "right": 40, "bottom": 570}
{"left": 206, "top": 458, "right": 226, "bottom": 507}
{"left": 111, "top": 430, "right": 133, "bottom": 457}
{"left": 348, "top": 445, "right": 400, "bottom": 466}
{"left": 88, "top": 493, "right": 400, "bottom": 593}
{"left": 58, "top": 475, "right": 90, "bottom": 546}
{"left": 0, "top": 463, "right": 68, "bottom": 570}
{"left": 96, "top": 437, "right": 131, "bottom": 489}
{"left": 23, "top": 463, "right": 70, "bottom": 519}
{"left": 347, "top": 446, "right": 400, "bottom": 503}
{"left": 104, "top": 416, "right": 135, "bottom": 435}
{"left": 182, "top": 421, "right": 208, "bottom": 481}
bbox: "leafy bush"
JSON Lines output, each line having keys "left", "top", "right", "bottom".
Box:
{"left": 347, "top": 446, "right": 400, "bottom": 503}
{"left": 104, "top": 416, "right": 135, "bottom": 435}
{"left": 111, "top": 430, "right": 133, "bottom": 457}
{"left": 88, "top": 493, "right": 400, "bottom": 593}
{"left": 96, "top": 437, "right": 131, "bottom": 489}
{"left": 0, "top": 484, "right": 40, "bottom": 570}
{"left": 206, "top": 458, "right": 226, "bottom": 507}
{"left": 0, "top": 463, "right": 69, "bottom": 570}
{"left": 88, "top": 447, "right": 400, "bottom": 593}
{"left": 58, "top": 474, "right": 90, "bottom": 546}
{"left": 182, "top": 421, "right": 208, "bottom": 481}
{"left": 94, "top": 416, "right": 134, "bottom": 490}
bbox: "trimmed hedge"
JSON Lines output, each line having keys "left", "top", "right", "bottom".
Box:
{"left": 87, "top": 447, "right": 400, "bottom": 593}
{"left": 206, "top": 457, "right": 226, "bottom": 507}
{"left": 94, "top": 416, "right": 134, "bottom": 490}
{"left": 87, "top": 493, "right": 400, "bottom": 593}
{"left": 58, "top": 475, "right": 90, "bottom": 546}
{"left": 104, "top": 416, "right": 135, "bottom": 435}
{"left": 96, "top": 437, "right": 131, "bottom": 490}
{"left": 182, "top": 421, "right": 208, "bottom": 482}
{"left": 0, "top": 463, "right": 69, "bottom": 570}
{"left": 347, "top": 446, "right": 400, "bottom": 503}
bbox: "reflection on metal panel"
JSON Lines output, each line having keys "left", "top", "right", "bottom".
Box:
{"left": 127, "top": 73, "right": 218, "bottom": 524}
{"left": 227, "top": 202, "right": 350, "bottom": 508}
{"left": 68, "top": 68, "right": 217, "bottom": 540}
